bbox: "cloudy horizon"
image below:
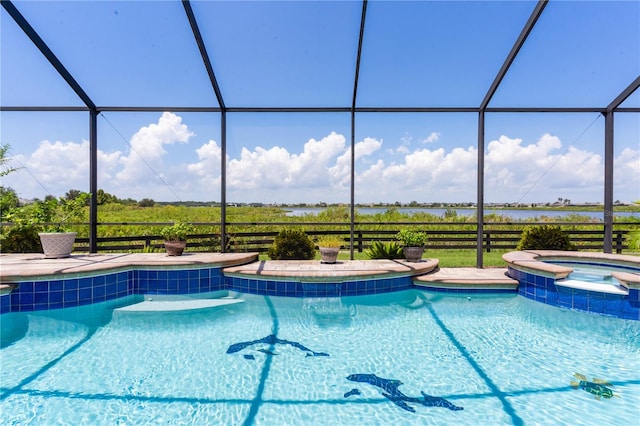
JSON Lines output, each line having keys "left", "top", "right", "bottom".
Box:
{"left": 3, "top": 112, "right": 638, "bottom": 205}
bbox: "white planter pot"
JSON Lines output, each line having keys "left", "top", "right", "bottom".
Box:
{"left": 319, "top": 247, "right": 340, "bottom": 264}
{"left": 38, "top": 232, "right": 77, "bottom": 259}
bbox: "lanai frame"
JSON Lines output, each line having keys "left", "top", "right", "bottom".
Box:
{"left": 2, "top": 0, "right": 639, "bottom": 266}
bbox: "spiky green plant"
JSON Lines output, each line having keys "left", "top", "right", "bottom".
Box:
{"left": 365, "top": 241, "right": 404, "bottom": 259}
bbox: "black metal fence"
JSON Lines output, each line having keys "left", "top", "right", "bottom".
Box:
{"left": 72, "top": 221, "right": 637, "bottom": 254}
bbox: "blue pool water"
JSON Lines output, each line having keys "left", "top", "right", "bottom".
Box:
{"left": 1, "top": 290, "right": 639, "bottom": 425}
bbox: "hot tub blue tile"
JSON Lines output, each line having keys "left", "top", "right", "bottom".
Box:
{"left": 588, "top": 297, "right": 606, "bottom": 314}
{"left": 50, "top": 281, "right": 63, "bottom": 292}
{"left": 572, "top": 294, "right": 588, "bottom": 311}
{"left": 558, "top": 292, "right": 573, "bottom": 308}
{"left": 35, "top": 281, "right": 48, "bottom": 292}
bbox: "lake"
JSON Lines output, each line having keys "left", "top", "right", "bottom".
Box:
{"left": 285, "top": 207, "right": 639, "bottom": 221}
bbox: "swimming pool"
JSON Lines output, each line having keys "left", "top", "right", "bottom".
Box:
{"left": 2, "top": 290, "right": 639, "bottom": 425}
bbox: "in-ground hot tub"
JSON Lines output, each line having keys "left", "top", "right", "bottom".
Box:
{"left": 503, "top": 250, "right": 640, "bottom": 320}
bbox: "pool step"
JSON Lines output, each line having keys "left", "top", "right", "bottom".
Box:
{"left": 115, "top": 296, "right": 244, "bottom": 312}
{"left": 413, "top": 268, "right": 519, "bottom": 291}
{"left": 555, "top": 279, "right": 628, "bottom": 296}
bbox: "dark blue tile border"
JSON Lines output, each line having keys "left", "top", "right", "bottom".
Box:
{"left": 224, "top": 274, "right": 414, "bottom": 298}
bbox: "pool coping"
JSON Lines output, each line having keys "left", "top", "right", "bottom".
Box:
{"left": 222, "top": 258, "right": 439, "bottom": 282}
{"left": 0, "top": 253, "right": 516, "bottom": 293}
{"left": 0, "top": 252, "right": 260, "bottom": 281}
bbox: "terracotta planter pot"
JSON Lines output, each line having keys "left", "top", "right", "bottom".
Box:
{"left": 319, "top": 247, "right": 340, "bottom": 264}
{"left": 38, "top": 232, "right": 77, "bottom": 259}
{"left": 403, "top": 246, "right": 424, "bottom": 263}
{"left": 164, "top": 240, "right": 187, "bottom": 256}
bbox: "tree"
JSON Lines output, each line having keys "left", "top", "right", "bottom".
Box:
{"left": 0, "top": 144, "right": 20, "bottom": 177}
{"left": 65, "top": 189, "right": 83, "bottom": 200}
{"left": 138, "top": 198, "right": 155, "bottom": 207}
{"left": 97, "top": 189, "right": 121, "bottom": 205}
{"left": 0, "top": 186, "right": 19, "bottom": 219}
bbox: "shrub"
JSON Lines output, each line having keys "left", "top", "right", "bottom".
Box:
{"left": 365, "top": 241, "right": 404, "bottom": 259}
{"left": 267, "top": 228, "right": 316, "bottom": 260}
{"left": 516, "top": 225, "right": 574, "bottom": 250}
{"left": 160, "top": 222, "right": 194, "bottom": 242}
{"left": 316, "top": 236, "right": 343, "bottom": 248}
{"left": 0, "top": 223, "right": 42, "bottom": 253}
{"left": 626, "top": 231, "right": 640, "bottom": 251}
{"left": 396, "top": 229, "right": 428, "bottom": 247}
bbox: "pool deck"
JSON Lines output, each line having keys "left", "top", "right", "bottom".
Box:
{"left": 0, "top": 253, "right": 517, "bottom": 292}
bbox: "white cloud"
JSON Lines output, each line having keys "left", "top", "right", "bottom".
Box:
{"left": 6, "top": 113, "right": 639, "bottom": 204}
{"left": 116, "top": 112, "right": 193, "bottom": 182}
{"left": 423, "top": 132, "right": 440, "bottom": 144}
{"left": 3, "top": 139, "right": 120, "bottom": 197}
{"left": 226, "top": 131, "right": 347, "bottom": 191}
{"left": 484, "top": 133, "right": 605, "bottom": 198}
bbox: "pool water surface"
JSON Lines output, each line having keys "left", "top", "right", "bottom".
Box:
{"left": 1, "top": 290, "right": 639, "bottom": 425}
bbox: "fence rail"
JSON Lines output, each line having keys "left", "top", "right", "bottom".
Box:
{"left": 69, "top": 221, "right": 638, "bottom": 255}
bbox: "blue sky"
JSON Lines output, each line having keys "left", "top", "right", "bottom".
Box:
{"left": 1, "top": 0, "right": 639, "bottom": 205}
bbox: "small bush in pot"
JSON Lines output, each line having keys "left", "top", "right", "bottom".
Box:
{"left": 316, "top": 236, "right": 343, "bottom": 264}
{"left": 3, "top": 192, "right": 90, "bottom": 258}
{"left": 396, "top": 229, "right": 428, "bottom": 262}
{"left": 396, "top": 229, "right": 428, "bottom": 247}
{"left": 160, "top": 222, "right": 194, "bottom": 256}
{"left": 267, "top": 228, "right": 316, "bottom": 260}
{"left": 316, "top": 236, "right": 343, "bottom": 249}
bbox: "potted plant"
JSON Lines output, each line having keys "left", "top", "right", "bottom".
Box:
{"left": 316, "top": 236, "right": 343, "bottom": 264}
{"left": 396, "top": 229, "right": 428, "bottom": 262}
{"left": 160, "top": 222, "right": 194, "bottom": 256}
{"left": 4, "top": 192, "right": 91, "bottom": 258}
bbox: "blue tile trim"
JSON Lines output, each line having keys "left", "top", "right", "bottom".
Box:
{"left": 225, "top": 274, "right": 414, "bottom": 298}
{"left": 509, "top": 265, "right": 639, "bottom": 320}
{"left": 1, "top": 266, "right": 226, "bottom": 314}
